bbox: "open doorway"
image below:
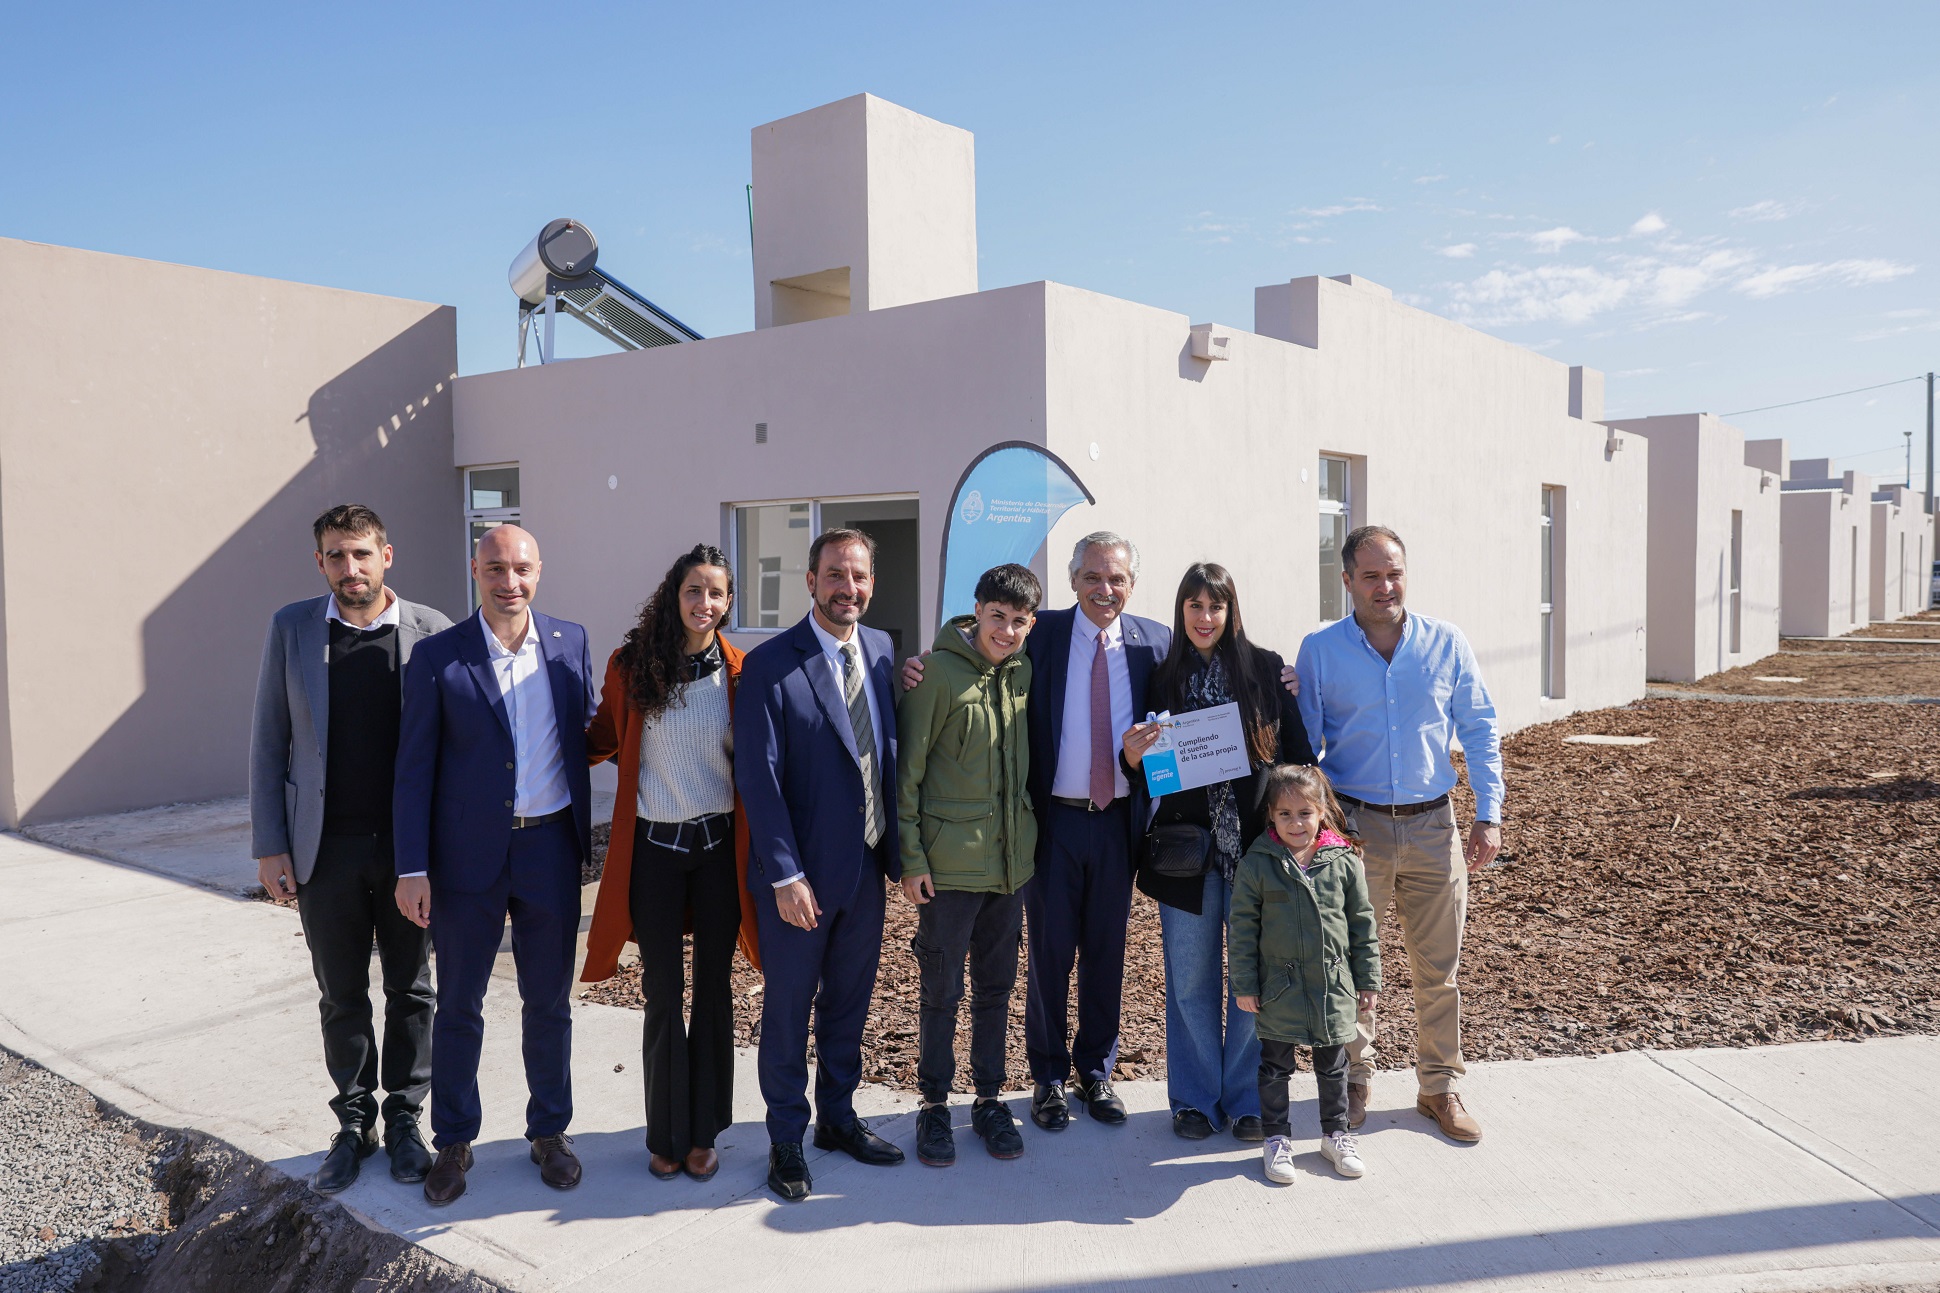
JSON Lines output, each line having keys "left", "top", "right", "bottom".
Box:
{"left": 821, "top": 497, "right": 922, "bottom": 664}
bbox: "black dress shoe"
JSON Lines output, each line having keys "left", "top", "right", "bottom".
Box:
{"left": 1031, "top": 1082, "right": 1070, "bottom": 1132}
{"left": 1072, "top": 1077, "right": 1128, "bottom": 1125}
{"left": 915, "top": 1104, "right": 955, "bottom": 1167}
{"left": 1232, "top": 1115, "right": 1266, "bottom": 1143}
{"left": 314, "top": 1126, "right": 378, "bottom": 1194}
{"left": 1172, "top": 1108, "right": 1215, "bottom": 1140}
{"left": 768, "top": 1142, "right": 812, "bottom": 1201}
{"left": 386, "top": 1119, "right": 433, "bottom": 1184}
{"left": 529, "top": 1133, "right": 582, "bottom": 1189}
{"left": 812, "top": 1116, "right": 905, "bottom": 1165}
{"left": 972, "top": 1099, "right": 1024, "bottom": 1160}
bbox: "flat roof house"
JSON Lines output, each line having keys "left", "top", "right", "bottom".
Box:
{"left": 1870, "top": 484, "right": 1932, "bottom": 622}
{"left": 1604, "top": 414, "right": 1781, "bottom": 683}
{"left": 1755, "top": 443, "right": 1876, "bottom": 639}
{"left": 453, "top": 94, "right": 1650, "bottom": 754}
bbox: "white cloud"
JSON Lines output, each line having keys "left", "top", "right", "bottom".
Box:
{"left": 1439, "top": 243, "right": 1478, "bottom": 259}
{"left": 1444, "top": 263, "right": 1633, "bottom": 326}
{"left": 1736, "top": 258, "right": 1914, "bottom": 298}
{"left": 1547, "top": 134, "right": 1562, "bottom": 144}
{"left": 1184, "top": 212, "right": 1248, "bottom": 244}
{"left": 1630, "top": 212, "right": 1668, "bottom": 235}
{"left": 1729, "top": 199, "right": 1802, "bottom": 222}
{"left": 1613, "top": 368, "right": 1659, "bottom": 377}
{"left": 1414, "top": 174, "right": 1447, "bottom": 185}
{"left": 1527, "top": 226, "right": 1590, "bottom": 251}
{"left": 1884, "top": 307, "right": 1931, "bottom": 319}
{"left": 1294, "top": 201, "right": 1384, "bottom": 219}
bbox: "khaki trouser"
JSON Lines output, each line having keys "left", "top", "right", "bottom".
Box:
{"left": 1342, "top": 800, "right": 1467, "bottom": 1095}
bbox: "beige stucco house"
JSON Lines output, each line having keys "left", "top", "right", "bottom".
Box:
{"left": 1604, "top": 414, "right": 1781, "bottom": 683}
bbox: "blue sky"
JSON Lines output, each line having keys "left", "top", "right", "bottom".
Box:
{"left": 5, "top": 2, "right": 1935, "bottom": 477}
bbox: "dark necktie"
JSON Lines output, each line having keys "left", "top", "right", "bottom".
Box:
{"left": 842, "top": 642, "right": 885, "bottom": 846}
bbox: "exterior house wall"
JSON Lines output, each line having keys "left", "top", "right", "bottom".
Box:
{"left": 1870, "top": 485, "right": 1931, "bottom": 620}
{"left": 0, "top": 237, "right": 461, "bottom": 826}
{"left": 1778, "top": 466, "right": 1874, "bottom": 638}
{"left": 1606, "top": 413, "right": 1781, "bottom": 682}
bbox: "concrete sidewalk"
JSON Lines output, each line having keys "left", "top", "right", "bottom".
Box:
{"left": 2, "top": 829, "right": 1936, "bottom": 1293}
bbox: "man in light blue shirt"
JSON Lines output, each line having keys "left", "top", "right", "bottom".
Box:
{"left": 1295, "top": 526, "right": 1501, "bottom": 1144}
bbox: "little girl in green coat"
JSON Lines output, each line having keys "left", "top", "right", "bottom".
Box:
{"left": 1231, "top": 763, "right": 1381, "bottom": 1184}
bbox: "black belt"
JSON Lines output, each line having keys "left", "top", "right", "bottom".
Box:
{"left": 1336, "top": 792, "right": 1449, "bottom": 819}
{"left": 510, "top": 807, "right": 571, "bottom": 830}
{"left": 1052, "top": 795, "right": 1120, "bottom": 813}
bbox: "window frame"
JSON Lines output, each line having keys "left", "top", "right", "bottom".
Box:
{"left": 725, "top": 493, "right": 919, "bottom": 634}
{"left": 462, "top": 463, "right": 522, "bottom": 611}
{"left": 1317, "top": 453, "right": 1355, "bottom": 626}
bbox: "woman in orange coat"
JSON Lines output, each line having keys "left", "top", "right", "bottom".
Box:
{"left": 583, "top": 543, "right": 760, "bottom": 1183}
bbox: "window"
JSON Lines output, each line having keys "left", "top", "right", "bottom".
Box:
{"left": 728, "top": 496, "right": 924, "bottom": 660}
{"left": 463, "top": 465, "right": 521, "bottom": 609}
{"left": 733, "top": 502, "right": 813, "bottom": 629}
{"left": 1540, "top": 487, "right": 1563, "bottom": 698}
{"left": 1729, "top": 510, "right": 1743, "bottom": 655}
{"left": 1318, "top": 455, "right": 1351, "bottom": 623}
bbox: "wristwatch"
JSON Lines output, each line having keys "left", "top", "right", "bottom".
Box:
{"left": 1474, "top": 819, "right": 1497, "bottom": 828}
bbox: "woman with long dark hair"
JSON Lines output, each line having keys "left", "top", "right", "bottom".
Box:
{"left": 582, "top": 544, "right": 759, "bottom": 1183}
{"left": 1121, "top": 563, "right": 1315, "bottom": 1143}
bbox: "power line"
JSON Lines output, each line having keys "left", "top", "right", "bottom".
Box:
{"left": 1725, "top": 376, "right": 1924, "bottom": 417}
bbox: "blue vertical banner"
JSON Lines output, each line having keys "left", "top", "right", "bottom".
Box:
{"left": 936, "top": 441, "right": 1095, "bottom": 627}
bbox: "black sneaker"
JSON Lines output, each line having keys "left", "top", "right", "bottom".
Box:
{"left": 916, "top": 1103, "right": 955, "bottom": 1167}
{"left": 972, "top": 1099, "right": 1024, "bottom": 1160}
{"left": 1172, "top": 1108, "right": 1215, "bottom": 1140}
{"left": 1031, "top": 1082, "right": 1070, "bottom": 1132}
{"left": 1232, "top": 1115, "right": 1266, "bottom": 1143}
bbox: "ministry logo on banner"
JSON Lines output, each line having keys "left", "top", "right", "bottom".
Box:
{"left": 936, "top": 442, "right": 1095, "bottom": 626}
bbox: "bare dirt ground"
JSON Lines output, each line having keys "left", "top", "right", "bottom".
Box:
{"left": 580, "top": 635, "right": 1940, "bottom": 1090}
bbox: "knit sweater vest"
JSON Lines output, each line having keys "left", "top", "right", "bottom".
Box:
{"left": 637, "top": 667, "right": 734, "bottom": 823}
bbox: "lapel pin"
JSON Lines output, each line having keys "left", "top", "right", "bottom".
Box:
{"left": 552, "top": 631, "right": 561, "bottom": 638}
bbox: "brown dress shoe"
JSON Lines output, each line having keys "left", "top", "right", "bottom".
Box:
{"left": 683, "top": 1147, "right": 719, "bottom": 1182}
{"left": 1346, "top": 1083, "right": 1369, "bottom": 1131}
{"left": 530, "top": 1133, "right": 583, "bottom": 1189}
{"left": 423, "top": 1142, "right": 473, "bottom": 1206}
{"left": 648, "top": 1151, "right": 682, "bottom": 1180}
{"left": 1417, "top": 1092, "right": 1482, "bottom": 1142}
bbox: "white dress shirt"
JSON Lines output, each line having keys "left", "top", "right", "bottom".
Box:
{"left": 1052, "top": 610, "right": 1134, "bottom": 801}
{"left": 326, "top": 586, "right": 400, "bottom": 631}
{"left": 481, "top": 609, "right": 572, "bottom": 818}
{"left": 781, "top": 614, "right": 886, "bottom": 889}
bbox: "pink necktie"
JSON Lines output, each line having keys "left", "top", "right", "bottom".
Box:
{"left": 1090, "top": 629, "right": 1114, "bottom": 809}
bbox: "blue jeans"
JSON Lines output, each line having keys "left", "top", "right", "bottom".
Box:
{"left": 1159, "top": 869, "right": 1259, "bottom": 1125}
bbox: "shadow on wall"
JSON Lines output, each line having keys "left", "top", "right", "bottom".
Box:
{"left": 24, "top": 312, "right": 464, "bottom": 825}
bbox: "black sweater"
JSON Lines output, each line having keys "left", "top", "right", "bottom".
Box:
{"left": 1133, "top": 646, "right": 1316, "bottom": 915}
{"left": 322, "top": 619, "right": 401, "bottom": 836}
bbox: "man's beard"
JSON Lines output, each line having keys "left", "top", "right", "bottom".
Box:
{"left": 335, "top": 578, "right": 380, "bottom": 609}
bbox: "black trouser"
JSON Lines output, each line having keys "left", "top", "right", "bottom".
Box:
{"left": 912, "top": 888, "right": 1023, "bottom": 1104}
{"left": 295, "top": 832, "right": 433, "bottom": 1133}
{"left": 629, "top": 819, "right": 742, "bottom": 1157}
{"left": 1259, "top": 1039, "right": 1349, "bottom": 1138}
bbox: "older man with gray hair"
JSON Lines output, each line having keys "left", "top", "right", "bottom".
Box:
{"left": 1014, "top": 532, "right": 1171, "bottom": 1129}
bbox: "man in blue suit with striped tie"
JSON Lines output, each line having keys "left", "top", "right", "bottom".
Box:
{"left": 735, "top": 528, "right": 906, "bottom": 1201}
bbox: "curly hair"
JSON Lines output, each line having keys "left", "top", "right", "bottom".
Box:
{"left": 616, "top": 543, "right": 734, "bottom": 720}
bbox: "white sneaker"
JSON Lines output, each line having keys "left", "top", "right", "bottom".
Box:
{"left": 1321, "top": 1129, "right": 1365, "bottom": 1178}
{"left": 1262, "top": 1135, "right": 1296, "bottom": 1185}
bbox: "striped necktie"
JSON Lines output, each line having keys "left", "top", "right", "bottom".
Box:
{"left": 841, "top": 641, "right": 885, "bottom": 847}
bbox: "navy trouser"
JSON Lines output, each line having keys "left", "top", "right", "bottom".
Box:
{"left": 427, "top": 816, "right": 580, "bottom": 1148}
{"left": 1024, "top": 800, "right": 1133, "bottom": 1085}
{"left": 752, "top": 858, "right": 886, "bottom": 1145}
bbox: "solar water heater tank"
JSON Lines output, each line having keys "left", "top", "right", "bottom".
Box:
{"left": 509, "top": 219, "right": 599, "bottom": 303}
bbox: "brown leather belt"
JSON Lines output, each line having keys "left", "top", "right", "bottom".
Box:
{"left": 1335, "top": 792, "right": 1449, "bottom": 819}
{"left": 511, "top": 807, "right": 571, "bottom": 830}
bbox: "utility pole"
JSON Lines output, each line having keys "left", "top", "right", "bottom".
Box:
{"left": 1927, "top": 371, "right": 1935, "bottom": 514}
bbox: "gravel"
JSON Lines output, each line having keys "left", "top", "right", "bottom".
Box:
{"left": 0, "top": 1051, "right": 170, "bottom": 1293}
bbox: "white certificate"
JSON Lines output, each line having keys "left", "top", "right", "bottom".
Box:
{"left": 1140, "top": 702, "right": 1253, "bottom": 795}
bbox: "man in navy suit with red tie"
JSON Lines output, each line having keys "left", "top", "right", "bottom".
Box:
{"left": 735, "top": 528, "right": 906, "bottom": 1201}
{"left": 393, "top": 524, "right": 597, "bottom": 1206}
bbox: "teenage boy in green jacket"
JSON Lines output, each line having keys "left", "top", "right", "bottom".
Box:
{"left": 896, "top": 563, "right": 1041, "bottom": 1167}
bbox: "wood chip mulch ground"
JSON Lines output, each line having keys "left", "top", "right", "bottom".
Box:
{"left": 580, "top": 640, "right": 1940, "bottom": 1092}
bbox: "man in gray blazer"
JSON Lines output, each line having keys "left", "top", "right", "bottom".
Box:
{"left": 251, "top": 504, "right": 453, "bottom": 1194}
